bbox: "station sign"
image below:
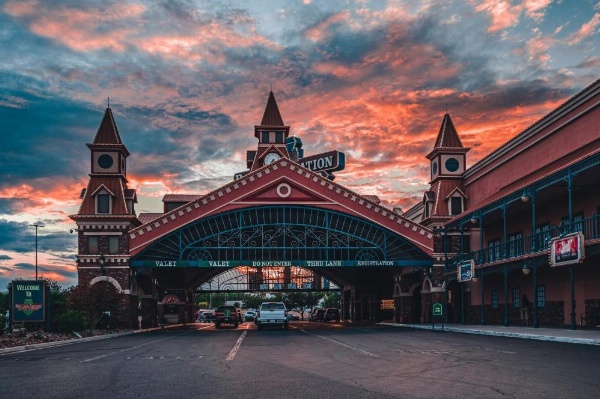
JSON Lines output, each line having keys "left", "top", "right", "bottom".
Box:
{"left": 299, "top": 150, "right": 345, "bottom": 173}
{"left": 549, "top": 232, "right": 585, "bottom": 267}
{"left": 11, "top": 280, "right": 46, "bottom": 322}
{"left": 457, "top": 260, "right": 475, "bottom": 282}
{"left": 131, "top": 259, "right": 433, "bottom": 268}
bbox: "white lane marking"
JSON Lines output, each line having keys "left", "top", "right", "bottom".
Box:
{"left": 299, "top": 329, "right": 379, "bottom": 357}
{"left": 226, "top": 331, "right": 247, "bottom": 361}
{"left": 81, "top": 331, "right": 192, "bottom": 363}
{"left": 196, "top": 325, "right": 213, "bottom": 330}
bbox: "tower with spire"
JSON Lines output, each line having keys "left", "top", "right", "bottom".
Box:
{"left": 70, "top": 106, "right": 140, "bottom": 316}
{"left": 422, "top": 113, "right": 470, "bottom": 228}
{"left": 247, "top": 91, "right": 291, "bottom": 171}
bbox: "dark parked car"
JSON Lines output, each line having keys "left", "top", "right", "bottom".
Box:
{"left": 324, "top": 308, "right": 340, "bottom": 323}
{"left": 214, "top": 305, "right": 239, "bottom": 328}
{"left": 309, "top": 308, "right": 325, "bottom": 322}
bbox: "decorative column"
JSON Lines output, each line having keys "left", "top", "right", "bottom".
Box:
{"left": 532, "top": 261, "right": 539, "bottom": 328}
{"left": 480, "top": 270, "right": 486, "bottom": 325}
{"left": 503, "top": 264, "right": 510, "bottom": 327}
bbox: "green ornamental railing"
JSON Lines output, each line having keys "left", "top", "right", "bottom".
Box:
{"left": 445, "top": 214, "right": 600, "bottom": 274}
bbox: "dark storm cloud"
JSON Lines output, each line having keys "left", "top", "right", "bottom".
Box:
{"left": 4, "top": 262, "right": 75, "bottom": 281}
{"left": 0, "top": 89, "right": 106, "bottom": 187}
{"left": 0, "top": 219, "right": 77, "bottom": 254}
{"left": 0, "top": 255, "right": 13, "bottom": 261}
{"left": 119, "top": 103, "right": 240, "bottom": 172}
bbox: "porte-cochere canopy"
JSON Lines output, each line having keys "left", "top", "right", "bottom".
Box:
{"left": 131, "top": 206, "right": 432, "bottom": 268}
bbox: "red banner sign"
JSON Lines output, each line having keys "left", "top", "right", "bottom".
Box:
{"left": 549, "top": 232, "right": 585, "bottom": 267}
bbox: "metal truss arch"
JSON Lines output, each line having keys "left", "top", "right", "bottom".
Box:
{"left": 135, "top": 205, "right": 430, "bottom": 265}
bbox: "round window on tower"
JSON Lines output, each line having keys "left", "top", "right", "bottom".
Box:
{"left": 432, "top": 161, "right": 438, "bottom": 176}
{"left": 98, "top": 154, "right": 114, "bottom": 169}
{"left": 445, "top": 157, "right": 459, "bottom": 172}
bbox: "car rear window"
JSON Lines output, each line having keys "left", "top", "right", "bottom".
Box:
{"left": 261, "top": 303, "right": 285, "bottom": 310}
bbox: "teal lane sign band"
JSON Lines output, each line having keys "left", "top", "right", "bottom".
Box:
{"left": 131, "top": 260, "right": 433, "bottom": 268}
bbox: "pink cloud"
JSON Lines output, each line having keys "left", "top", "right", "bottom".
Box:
{"left": 304, "top": 12, "right": 351, "bottom": 42}
{"left": 4, "top": 0, "right": 144, "bottom": 52}
{"left": 567, "top": 13, "right": 600, "bottom": 45}
{"left": 523, "top": 0, "right": 552, "bottom": 20}
{"left": 134, "top": 25, "right": 280, "bottom": 65}
{"left": 474, "top": 0, "right": 522, "bottom": 32}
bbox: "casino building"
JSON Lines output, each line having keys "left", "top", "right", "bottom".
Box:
{"left": 404, "top": 78, "right": 600, "bottom": 329}
{"left": 70, "top": 91, "right": 434, "bottom": 328}
{"left": 70, "top": 78, "right": 600, "bottom": 329}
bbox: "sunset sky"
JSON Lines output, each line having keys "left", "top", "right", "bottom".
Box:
{"left": 1, "top": 0, "right": 599, "bottom": 289}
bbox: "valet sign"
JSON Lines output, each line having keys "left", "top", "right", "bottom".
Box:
{"left": 12, "top": 280, "right": 46, "bottom": 322}
{"left": 550, "top": 232, "right": 585, "bottom": 267}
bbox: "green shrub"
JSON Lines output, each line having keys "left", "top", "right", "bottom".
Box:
{"left": 55, "top": 310, "right": 86, "bottom": 332}
{"left": 0, "top": 313, "right": 5, "bottom": 335}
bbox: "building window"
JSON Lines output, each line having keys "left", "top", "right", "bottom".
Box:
{"left": 88, "top": 236, "right": 99, "bottom": 255}
{"left": 560, "top": 212, "right": 583, "bottom": 234}
{"left": 488, "top": 239, "right": 501, "bottom": 262}
{"left": 536, "top": 223, "right": 551, "bottom": 250}
{"left": 450, "top": 197, "right": 462, "bottom": 215}
{"left": 491, "top": 290, "right": 498, "bottom": 309}
{"left": 275, "top": 131, "right": 284, "bottom": 144}
{"left": 261, "top": 131, "right": 270, "bottom": 143}
{"left": 424, "top": 201, "right": 430, "bottom": 218}
{"left": 97, "top": 194, "right": 110, "bottom": 214}
{"left": 508, "top": 232, "right": 523, "bottom": 257}
{"left": 536, "top": 285, "right": 546, "bottom": 308}
{"left": 108, "top": 236, "right": 119, "bottom": 255}
{"left": 513, "top": 288, "right": 521, "bottom": 308}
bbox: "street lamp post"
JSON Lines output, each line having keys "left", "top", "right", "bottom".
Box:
{"left": 30, "top": 223, "right": 45, "bottom": 280}
{"left": 98, "top": 254, "right": 106, "bottom": 275}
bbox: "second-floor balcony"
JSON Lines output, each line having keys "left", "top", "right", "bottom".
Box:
{"left": 445, "top": 214, "right": 600, "bottom": 274}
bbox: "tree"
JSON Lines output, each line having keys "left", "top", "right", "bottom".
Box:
{"left": 67, "top": 282, "right": 121, "bottom": 331}
{"left": 240, "top": 294, "right": 266, "bottom": 310}
{"left": 322, "top": 291, "right": 341, "bottom": 309}
{"left": 281, "top": 292, "right": 321, "bottom": 320}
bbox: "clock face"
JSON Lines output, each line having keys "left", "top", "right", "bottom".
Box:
{"left": 445, "top": 157, "right": 459, "bottom": 172}
{"left": 98, "top": 154, "right": 114, "bottom": 169}
{"left": 264, "top": 152, "right": 281, "bottom": 165}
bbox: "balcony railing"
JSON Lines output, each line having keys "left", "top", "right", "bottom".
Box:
{"left": 445, "top": 214, "right": 600, "bottom": 274}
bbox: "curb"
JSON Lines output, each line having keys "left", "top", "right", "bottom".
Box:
{"left": 379, "top": 322, "right": 600, "bottom": 346}
{"left": 0, "top": 324, "right": 183, "bottom": 355}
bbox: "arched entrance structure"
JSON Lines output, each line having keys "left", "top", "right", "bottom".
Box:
{"left": 71, "top": 91, "right": 434, "bottom": 328}
{"left": 127, "top": 158, "right": 434, "bottom": 324}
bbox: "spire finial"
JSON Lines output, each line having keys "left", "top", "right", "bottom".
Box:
{"left": 445, "top": 103, "right": 448, "bottom": 114}
{"left": 271, "top": 83, "right": 273, "bottom": 92}
{"left": 108, "top": 97, "right": 110, "bottom": 108}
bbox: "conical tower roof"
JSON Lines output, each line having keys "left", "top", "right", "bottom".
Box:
{"left": 260, "top": 91, "right": 285, "bottom": 127}
{"left": 434, "top": 113, "right": 464, "bottom": 149}
{"left": 92, "top": 107, "right": 123, "bottom": 145}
